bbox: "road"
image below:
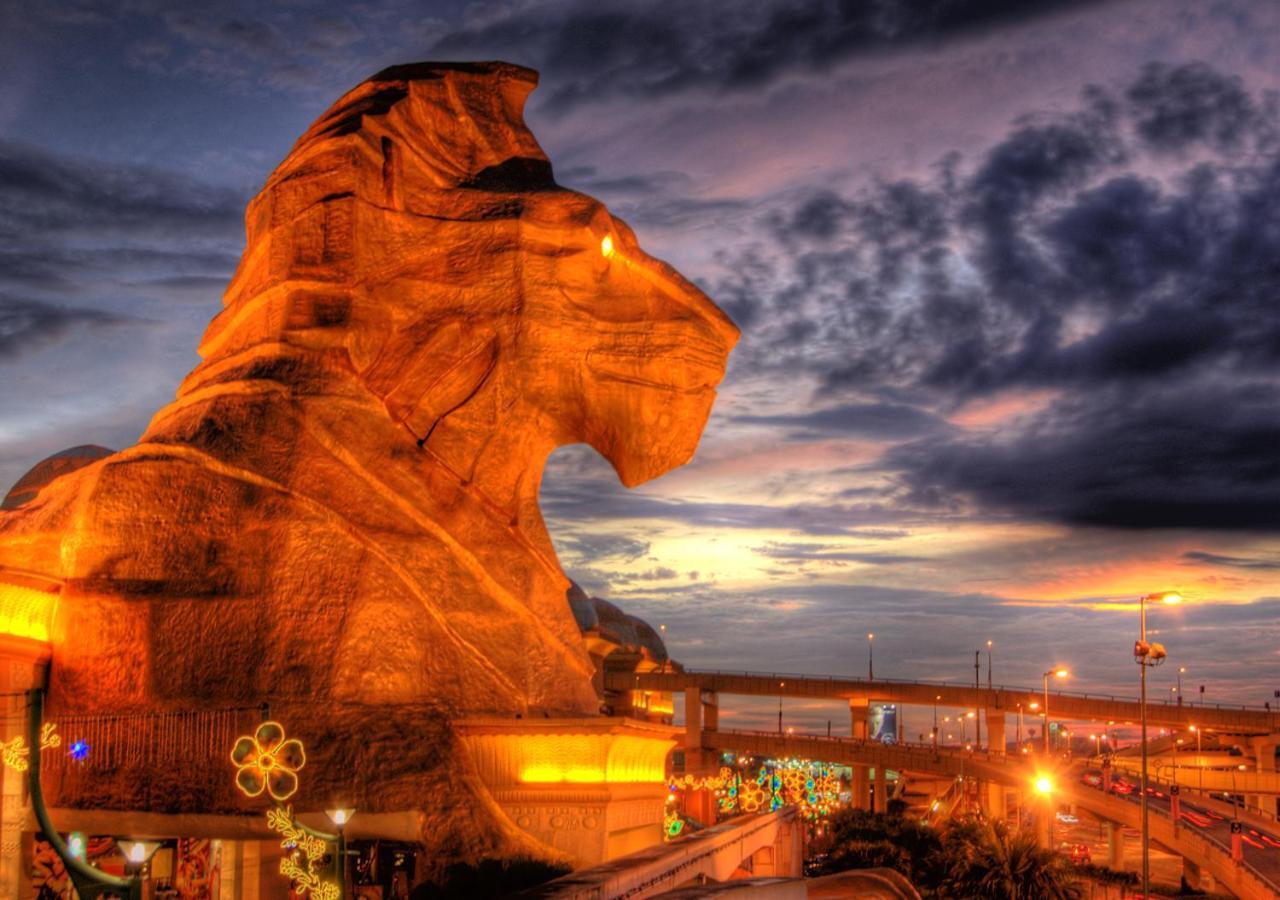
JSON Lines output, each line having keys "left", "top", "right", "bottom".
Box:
{"left": 1080, "top": 766, "right": 1280, "bottom": 886}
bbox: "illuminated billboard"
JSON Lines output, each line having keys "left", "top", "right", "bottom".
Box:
{"left": 869, "top": 703, "right": 899, "bottom": 744}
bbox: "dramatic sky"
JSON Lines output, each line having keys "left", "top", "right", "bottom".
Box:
{"left": 3, "top": 0, "right": 1279, "bottom": 734}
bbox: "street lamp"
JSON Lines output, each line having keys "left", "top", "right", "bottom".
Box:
{"left": 778, "top": 682, "right": 784, "bottom": 734}
{"left": 1042, "top": 668, "right": 1069, "bottom": 754}
{"left": 119, "top": 840, "right": 163, "bottom": 878}
{"left": 1177, "top": 666, "right": 1186, "bottom": 706}
{"left": 1135, "top": 590, "right": 1180, "bottom": 898}
{"left": 1034, "top": 775, "right": 1054, "bottom": 850}
{"left": 326, "top": 807, "right": 356, "bottom": 899}
{"left": 867, "top": 633, "right": 875, "bottom": 681}
{"left": 986, "top": 639, "right": 993, "bottom": 690}
{"left": 933, "top": 695, "right": 941, "bottom": 751}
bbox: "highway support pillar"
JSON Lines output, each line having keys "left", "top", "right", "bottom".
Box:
{"left": 986, "top": 710, "right": 1006, "bottom": 754}
{"left": 1105, "top": 820, "right": 1124, "bottom": 870}
{"left": 849, "top": 697, "right": 869, "bottom": 740}
{"left": 703, "top": 691, "right": 719, "bottom": 733}
{"left": 852, "top": 765, "right": 870, "bottom": 810}
{"left": 683, "top": 687, "right": 717, "bottom": 775}
{"left": 685, "top": 687, "right": 702, "bottom": 751}
{"left": 873, "top": 766, "right": 888, "bottom": 814}
{"left": 982, "top": 781, "right": 1006, "bottom": 822}
{"left": 1250, "top": 735, "right": 1278, "bottom": 818}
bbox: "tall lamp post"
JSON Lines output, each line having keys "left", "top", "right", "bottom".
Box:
{"left": 1177, "top": 666, "right": 1186, "bottom": 706}
{"left": 867, "top": 633, "right": 874, "bottom": 681}
{"left": 986, "top": 639, "right": 994, "bottom": 690}
{"left": 1135, "top": 590, "right": 1180, "bottom": 899}
{"left": 1034, "top": 775, "right": 1054, "bottom": 850}
{"left": 974, "top": 650, "right": 982, "bottom": 749}
{"left": 1042, "top": 668, "right": 1069, "bottom": 754}
{"left": 933, "top": 695, "right": 940, "bottom": 752}
{"left": 326, "top": 807, "right": 356, "bottom": 898}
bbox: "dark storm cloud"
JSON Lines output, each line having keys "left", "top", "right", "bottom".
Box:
{"left": 0, "top": 295, "right": 133, "bottom": 360}
{"left": 430, "top": 0, "right": 1103, "bottom": 111}
{"left": 753, "top": 541, "right": 929, "bottom": 566}
{"left": 0, "top": 139, "right": 243, "bottom": 308}
{"left": 1181, "top": 551, "right": 1280, "bottom": 570}
{"left": 718, "top": 62, "right": 1280, "bottom": 530}
{"left": 0, "top": 140, "right": 243, "bottom": 239}
{"left": 1125, "top": 61, "right": 1264, "bottom": 154}
{"left": 885, "top": 383, "right": 1280, "bottom": 530}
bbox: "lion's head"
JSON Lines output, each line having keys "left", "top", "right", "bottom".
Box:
{"left": 189, "top": 62, "right": 738, "bottom": 504}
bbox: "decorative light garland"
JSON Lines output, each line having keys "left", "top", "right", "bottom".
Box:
{"left": 1, "top": 722, "right": 61, "bottom": 771}
{"left": 230, "top": 721, "right": 337, "bottom": 899}
{"left": 666, "top": 758, "right": 842, "bottom": 834}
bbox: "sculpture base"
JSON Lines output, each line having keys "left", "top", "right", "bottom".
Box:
{"left": 458, "top": 717, "right": 679, "bottom": 866}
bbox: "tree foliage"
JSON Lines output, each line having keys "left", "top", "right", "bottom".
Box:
{"left": 813, "top": 809, "right": 1083, "bottom": 899}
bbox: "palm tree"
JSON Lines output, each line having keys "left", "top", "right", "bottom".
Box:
{"left": 941, "top": 819, "right": 1082, "bottom": 900}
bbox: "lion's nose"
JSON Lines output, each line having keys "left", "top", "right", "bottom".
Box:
{"left": 632, "top": 254, "right": 740, "bottom": 352}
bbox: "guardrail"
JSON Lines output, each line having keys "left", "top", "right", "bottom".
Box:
{"left": 629, "top": 667, "right": 1275, "bottom": 713}
{"left": 518, "top": 807, "right": 795, "bottom": 899}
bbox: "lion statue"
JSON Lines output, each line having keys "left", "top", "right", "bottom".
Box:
{"left": 0, "top": 62, "right": 736, "bottom": 871}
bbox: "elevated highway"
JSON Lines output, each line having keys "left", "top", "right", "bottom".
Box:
{"left": 701, "top": 729, "right": 1280, "bottom": 900}
{"left": 608, "top": 669, "right": 1277, "bottom": 735}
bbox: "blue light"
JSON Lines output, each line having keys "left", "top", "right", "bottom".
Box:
{"left": 69, "top": 740, "right": 90, "bottom": 761}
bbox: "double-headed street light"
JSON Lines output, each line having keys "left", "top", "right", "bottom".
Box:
{"left": 1042, "top": 668, "right": 1069, "bottom": 754}
{"left": 1135, "top": 590, "right": 1181, "bottom": 898}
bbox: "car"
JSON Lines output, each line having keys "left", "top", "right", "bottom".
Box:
{"left": 1056, "top": 812, "right": 1080, "bottom": 824}
{"left": 1110, "top": 780, "right": 1134, "bottom": 795}
{"left": 1081, "top": 772, "right": 1103, "bottom": 787}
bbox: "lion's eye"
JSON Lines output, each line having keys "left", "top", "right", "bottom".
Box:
{"left": 600, "top": 235, "right": 615, "bottom": 258}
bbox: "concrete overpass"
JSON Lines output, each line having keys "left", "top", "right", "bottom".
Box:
{"left": 700, "top": 729, "right": 1280, "bottom": 900}
{"left": 606, "top": 669, "right": 1278, "bottom": 737}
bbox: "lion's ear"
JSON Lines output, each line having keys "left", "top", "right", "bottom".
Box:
{"left": 362, "top": 321, "right": 500, "bottom": 442}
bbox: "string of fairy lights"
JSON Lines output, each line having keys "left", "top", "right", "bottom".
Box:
{"left": 664, "top": 759, "right": 843, "bottom": 839}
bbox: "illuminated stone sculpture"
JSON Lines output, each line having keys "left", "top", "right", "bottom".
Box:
{"left": 0, "top": 61, "right": 737, "bottom": 867}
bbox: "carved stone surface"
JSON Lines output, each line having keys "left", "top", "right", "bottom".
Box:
{"left": 0, "top": 61, "right": 736, "bottom": 868}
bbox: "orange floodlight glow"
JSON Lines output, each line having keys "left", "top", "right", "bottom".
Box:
{"left": 515, "top": 734, "right": 668, "bottom": 783}
{"left": 0, "top": 582, "right": 58, "bottom": 642}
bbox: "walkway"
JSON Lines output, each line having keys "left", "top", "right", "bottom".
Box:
{"left": 517, "top": 808, "right": 801, "bottom": 899}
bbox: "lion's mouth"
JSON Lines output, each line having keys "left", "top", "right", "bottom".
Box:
{"left": 586, "top": 343, "right": 727, "bottom": 392}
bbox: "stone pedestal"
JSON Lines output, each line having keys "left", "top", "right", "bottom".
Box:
{"left": 459, "top": 718, "right": 679, "bottom": 866}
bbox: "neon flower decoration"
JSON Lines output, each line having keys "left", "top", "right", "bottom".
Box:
{"left": 1, "top": 723, "right": 61, "bottom": 772}
{"left": 231, "top": 721, "right": 306, "bottom": 801}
